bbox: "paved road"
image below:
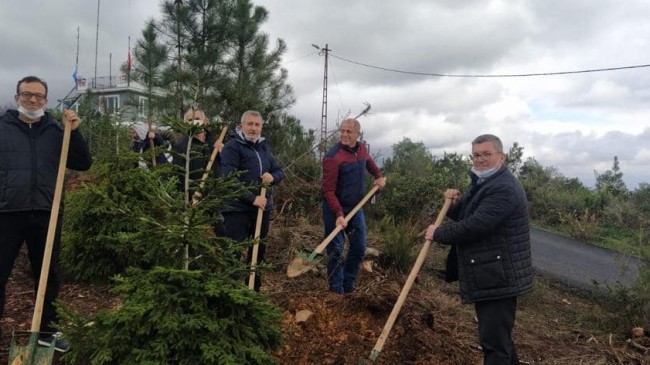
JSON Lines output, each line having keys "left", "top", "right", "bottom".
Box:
{"left": 531, "top": 228, "right": 645, "bottom": 291}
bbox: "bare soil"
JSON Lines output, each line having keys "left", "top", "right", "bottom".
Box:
{"left": 1, "top": 220, "right": 648, "bottom": 364}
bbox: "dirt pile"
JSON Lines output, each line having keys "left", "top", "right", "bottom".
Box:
{"left": 1, "top": 221, "right": 648, "bottom": 364}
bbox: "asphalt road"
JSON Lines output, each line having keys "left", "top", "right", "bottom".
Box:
{"left": 531, "top": 228, "right": 644, "bottom": 291}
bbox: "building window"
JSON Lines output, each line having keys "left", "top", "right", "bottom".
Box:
{"left": 99, "top": 95, "right": 119, "bottom": 114}
{"left": 138, "top": 97, "right": 149, "bottom": 117}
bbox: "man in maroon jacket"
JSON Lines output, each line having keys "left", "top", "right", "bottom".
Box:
{"left": 321, "top": 118, "right": 385, "bottom": 294}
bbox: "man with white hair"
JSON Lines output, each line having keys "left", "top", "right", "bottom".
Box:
{"left": 218, "top": 110, "right": 284, "bottom": 292}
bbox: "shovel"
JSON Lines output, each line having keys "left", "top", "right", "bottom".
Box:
{"left": 248, "top": 187, "right": 266, "bottom": 290}
{"left": 286, "top": 185, "right": 380, "bottom": 278}
{"left": 8, "top": 112, "right": 74, "bottom": 365}
{"left": 192, "top": 126, "right": 228, "bottom": 205}
{"left": 359, "top": 197, "right": 452, "bottom": 365}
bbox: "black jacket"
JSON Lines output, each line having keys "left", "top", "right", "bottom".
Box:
{"left": 433, "top": 165, "right": 533, "bottom": 304}
{"left": 217, "top": 128, "right": 284, "bottom": 212}
{"left": 0, "top": 110, "right": 92, "bottom": 213}
{"left": 171, "top": 131, "right": 217, "bottom": 184}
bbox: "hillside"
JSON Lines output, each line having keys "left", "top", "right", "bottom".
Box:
{"left": 1, "top": 220, "right": 648, "bottom": 364}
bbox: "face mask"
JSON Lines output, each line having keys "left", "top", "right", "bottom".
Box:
{"left": 471, "top": 165, "right": 500, "bottom": 180}
{"left": 18, "top": 104, "right": 45, "bottom": 120}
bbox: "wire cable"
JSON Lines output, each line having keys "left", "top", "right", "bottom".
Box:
{"left": 329, "top": 53, "right": 650, "bottom": 78}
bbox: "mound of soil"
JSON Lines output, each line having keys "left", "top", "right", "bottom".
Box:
{"left": 1, "top": 220, "right": 648, "bottom": 364}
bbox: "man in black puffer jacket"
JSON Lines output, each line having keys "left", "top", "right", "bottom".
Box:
{"left": 426, "top": 134, "right": 533, "bottom": 365}
{"left": 0, "top": 76, "right": 92, "bottom": 352}
{"left": 217, "top": 110, "right": 284, "bottom": 291}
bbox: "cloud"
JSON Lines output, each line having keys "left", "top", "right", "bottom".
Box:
{"left": 2, "top": 0, "right": 649, "bottom": 189}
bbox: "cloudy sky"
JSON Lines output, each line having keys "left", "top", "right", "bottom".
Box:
{"left": 2, "top": 0, "right": 650, "bottom": 188}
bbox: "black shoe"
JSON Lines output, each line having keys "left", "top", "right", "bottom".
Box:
{"left": 38, "top": 332, "right": 70, "bottom": 353}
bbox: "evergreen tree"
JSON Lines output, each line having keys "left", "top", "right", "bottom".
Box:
{"left": 131, "top": 20, "right": 169, "bottom": 125}
{"left": 595, "top": 156, "right": 628, "bottom": 197}
{"left": 506, "top": 141, "right": 524, "bottom": 176}
{"left": 220, "top": 0, "right": 295, "bottom": 122}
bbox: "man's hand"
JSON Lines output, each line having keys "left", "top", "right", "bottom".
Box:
{"left": 62, "top": 109, "right": 81, "bottom": 130}
{"left": 444, "top": 189, "right": 461, "bottom": 202}
{"left": 261, "top": 172, "right": 274, "bottom": 185}
{"left": 375, "top": 176, "right": 387, "bottom": 190}
{"left": 253, "top": 195, "right": 267, "bottom": 209}
{"left": 213, "top": 140, "right": 224, "bottom": 153}
{"left": 336, "top": 216, "right": 347, "bottom": 229}
{"left": 425, "top": 224, "right": 438, "bottom": 241}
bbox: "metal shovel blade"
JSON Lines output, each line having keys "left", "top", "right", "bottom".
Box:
{"left": 286, "top": 251, "right": 324, "bottom": 278}
{"left": 8, "top": 331, "right": 56, "bottom": 365}
{"left": 286, "top": 185, "right": 380, "bottom": 279}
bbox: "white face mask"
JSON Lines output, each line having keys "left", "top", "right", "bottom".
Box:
{"left": 18, "top": 104, "right": 45, "bottom": 120}
{"left": 471, "top": 165, "right": 500, "bottom": 180}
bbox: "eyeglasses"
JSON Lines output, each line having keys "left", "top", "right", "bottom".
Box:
{"left": 18, "top": 92, "right": 47, "bottom": 101}
{"left": 471, "top": 152, "right": 496, "bottom": 160}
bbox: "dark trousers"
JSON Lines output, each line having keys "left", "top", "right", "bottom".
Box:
{"left": 0, "top": 211, "right": 62, "bottom": 333}
{"left": 475, "top": 296, "right": 519, "bottom": 365}
{"left": 223, "top": 210, "right": 270, "bottom": 292}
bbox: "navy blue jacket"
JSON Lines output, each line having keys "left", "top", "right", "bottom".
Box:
{"left": 0, "top": 110, "right": 92, "bottom": 213}
{"left": 217, "top": 129, "right": 284, "bottom": 212}
{"left": 433, "top": 165, "right": 533, "bottom": 304}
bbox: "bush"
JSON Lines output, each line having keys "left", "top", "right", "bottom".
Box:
{"left": 375, "top": 216, "right": 421, "bottom": 273}
{"left": 58, "top": 267, "right": 283, "bottom": 365}
{"left": 370, "top": 173, "right": 447, "bottom": 225}
{"left": 558, "top": 209, "right": 600, "bottom": 242}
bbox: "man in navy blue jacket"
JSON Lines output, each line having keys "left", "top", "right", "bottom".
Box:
{"left": 218, "top": 110, "right": 284, "bottom": 291}
{"left": 0, "top": 76, "right": 92, "bottom": 352}
{"left": 426, "top": 134, "right": 533, "bottom": 365}
{"left": 322, "top": 118, "right": 385, "bottom": 294}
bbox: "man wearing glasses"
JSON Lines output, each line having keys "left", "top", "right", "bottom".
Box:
{"left": 425, "top": 134, "right": 533, "bottom": 365}
{"left": 0, "top": 76, "right": 92, "bottom": 352}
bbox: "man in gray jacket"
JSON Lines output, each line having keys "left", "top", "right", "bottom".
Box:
{"left": 426, "top": 134, "right": 533, "bottom": 365}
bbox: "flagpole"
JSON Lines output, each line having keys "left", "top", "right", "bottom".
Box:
{"left": 74, "top": 26, "right": 80, "bottom": 89}
{"left": 127, "top": 36, "right": 131, "bottom": 87}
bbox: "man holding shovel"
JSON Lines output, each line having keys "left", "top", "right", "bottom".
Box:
{"left": 0, "top": 76, "right": 92, "bottom": 352}
{"left": 425, "top": 134, "right": 533, "bottom": 365}
{"left": 218, "top": 110, "right": 284, "bottom": 292}
{"left": 171, "top": 108, "right": 226, "bottom": 236}
{"left": 322, "top": 118, "right": 385, "bottom": 295}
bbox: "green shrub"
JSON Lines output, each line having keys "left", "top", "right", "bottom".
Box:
{"left": 58, "top": 267, "right": 283, "bottom": 365}
{"left": 558, "top": 209, "right": 600, "bottom": 242}
{"left": 61, "top": 153, "right": 246, "bottom": 282}
{"left": 376, "top": 216, "right": 421, "bottom": 273}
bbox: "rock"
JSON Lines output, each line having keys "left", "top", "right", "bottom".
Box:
{"left": 362, "top": 260, "right": 373, "bottom": 272}
{"left": 295, "top": 309, "right": 314, "bottom": 325}
{"left": 365, "top": 247, "right": 380, "bottom": 257}
{"left": 631, "top": 327, "right": 645, "bottom": 338}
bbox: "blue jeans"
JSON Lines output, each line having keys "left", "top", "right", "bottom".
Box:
{"left": 322, "top": 201, "right": 367, "bottom": 293}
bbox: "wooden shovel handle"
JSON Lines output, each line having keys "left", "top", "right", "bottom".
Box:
{"left": 193, "top": 126, "right": 228, "bottom": 205}
{"left": 307, "top": 184, "right": 380, "bottom": 261}
{"left": 31, "top": 116, "right": 73, "bottom": 332}
{"left": 248, "top": 187, "right": 266, "bottom": 290}
{"left": 368, "top": 197, "right": 452, "bottom": 361}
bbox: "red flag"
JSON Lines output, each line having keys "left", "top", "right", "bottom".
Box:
{"left": 127, "top": 48, "right": 132, "bottom": 71}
